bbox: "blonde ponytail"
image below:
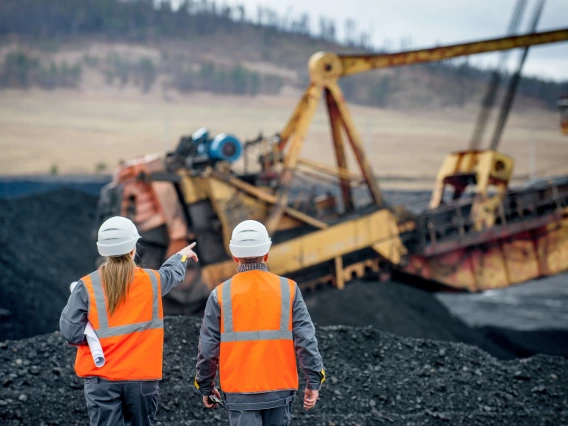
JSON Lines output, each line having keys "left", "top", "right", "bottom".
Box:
{"left": 100, "top": 254, "right": 135, "bottom": 315}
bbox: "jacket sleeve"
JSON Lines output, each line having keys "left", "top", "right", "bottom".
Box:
{"left": 195, "top": 289, "right": 221, "bottom": 396}
{"left": 158, "top": 253, "right": 187, "bottom": 297}
{"left": 59, "top": 281, "right": 89, "bottom": 346}
{"left": 292, "top": 284, "right": 325, "bottom": 390}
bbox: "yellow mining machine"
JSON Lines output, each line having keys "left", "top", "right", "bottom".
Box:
{"left": 560, "top": 95, "right": 568, "bottom": 135}
{"left": 96, "top": 28, "right": 568, "bottom": 312}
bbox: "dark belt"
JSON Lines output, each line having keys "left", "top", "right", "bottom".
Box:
{"left": 83, "top": 377, "right": 159, "bottom": 385}
{"left": 225, "top": 394, "right": 295, "bottom": 411}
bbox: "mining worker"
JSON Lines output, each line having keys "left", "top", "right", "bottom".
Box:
{"left": 59, "top": 216, "right": 198, "bottom": 426}
{"left": 194, "top": 220, "right": 325, "bottom": 425}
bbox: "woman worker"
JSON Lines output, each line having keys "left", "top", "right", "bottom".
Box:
{"left": 60, "top": 216, "right": 198, "bottom": 425}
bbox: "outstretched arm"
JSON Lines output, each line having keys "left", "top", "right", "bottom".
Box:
{"left": 195, "top": 289, "right": 221, "bottom": 398}
{"left": 159, "top": 243, "right": 198, "bottom": 296}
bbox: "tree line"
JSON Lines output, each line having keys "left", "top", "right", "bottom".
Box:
{"left": 0, "top": 51, "right": 81, "bottom": 90}
{"left": 0, "top": 49, "right": 285, "bottom": 96}
{"left": 0, "top": 0, "right": 565, "bottom": 108}
{"left": 0, "top": 0, "right": 372, "bottom": 49}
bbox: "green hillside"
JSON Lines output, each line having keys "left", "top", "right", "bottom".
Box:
{"left": 0, "top": 0, "right": 566, "bottom": 110}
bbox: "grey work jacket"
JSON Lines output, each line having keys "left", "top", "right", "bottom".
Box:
{"left": 195, "top": 265, "right": 325, "bottom": 411}
{"left": 60, "top": 253, "right": 187, "bottom": 346}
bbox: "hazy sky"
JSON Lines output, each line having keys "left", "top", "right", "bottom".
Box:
{"left": 174, "top": 0, "right": 568, "bottom": 80}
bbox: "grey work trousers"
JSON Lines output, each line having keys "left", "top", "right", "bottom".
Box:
{"left": 83, "top": 378, "right": 159, "bottom": 426}
{"left": 228, "top": 401, "right": 293, "bottom": 426}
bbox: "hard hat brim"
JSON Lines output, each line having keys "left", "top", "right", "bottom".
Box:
{"left": 97, "top": 236, "right": 139, "bottom": 257}
{"left": 229, "top": 241, "right": 271, "bottom": 258}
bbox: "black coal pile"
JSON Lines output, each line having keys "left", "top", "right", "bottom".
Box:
{"left": 0, "top": 189, "right": 99, "bottom": 341}
{"left": 437, "top": 276, "right": 568, "bottom": 358}
{"left": 1, "top": 316, "right": 567, "bottom": 425}
{"left": 305, "top": 281, "right": 515, "bottom": 359}
{"left": 0, "top": 188, "right": 563, "bottom": 364}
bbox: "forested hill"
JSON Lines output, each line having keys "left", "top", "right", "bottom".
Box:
{"left": 0, "top": 0, "right": 566, "bottom": 110}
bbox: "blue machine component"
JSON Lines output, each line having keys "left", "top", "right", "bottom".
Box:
{"left": 190, "top": 128, "right": 242, "bottom": 163}
{"left": 208, "top": 133, "right": 242, "bottom": 163}
{"left": 191, "top": 127, "right": 209, "bottom": 144}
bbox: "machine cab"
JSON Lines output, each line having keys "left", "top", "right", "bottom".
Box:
{"left": 429, "top": 150, "right": 514, "bottom": 209}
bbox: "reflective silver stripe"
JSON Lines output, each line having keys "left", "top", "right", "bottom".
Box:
{"left": 221, "top": 330, "right": 293, "bottom": 342}
{"left": 89, "top": 271, "right": 109, "bottom": 329}
{"left": 220, "top": 276, "right": 293, "bottom": 343}
{"left": 96, "top": 319, "right": 164, "bottom": 338}
{"left": 143, "top": 269, "right": 160, "bottom": 321}
{"left": 222, "top": 279, "right": 233, "bottom": 333}
{"left": 279, "top": 276, "right": 291, "bottom": 330}
{"left": 88, "top": 269, "right": 162, "bottom": 339}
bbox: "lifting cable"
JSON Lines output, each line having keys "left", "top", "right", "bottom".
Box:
{"left": 468, "top": 0, "right": 527, "bottom": 151}
{"left": 490, "top": 0, "right": 547, "bottom": 151}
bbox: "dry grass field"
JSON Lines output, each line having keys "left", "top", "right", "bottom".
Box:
{"left": 1, "top": 88, "right": 566, "bottom": 189}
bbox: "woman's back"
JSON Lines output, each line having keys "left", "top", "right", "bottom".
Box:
{"left": 75, "top": 267, "right": 164, "bottom": 381}
{"left": 59, "top": 215, "right": 198, "bottom": 426}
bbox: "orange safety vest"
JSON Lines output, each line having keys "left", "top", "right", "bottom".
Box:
{"left": 218, "top": 270, "right": 299, "bottom": 394}
{"left": 75, "top": 268, "right": 164, "bottom": 381}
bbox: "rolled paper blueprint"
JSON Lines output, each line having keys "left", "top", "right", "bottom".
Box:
{"left": 84, "top": 323, "right": 105, "bottom": 368}
{"left": 69, "top": 281, "right": 106, "bottom": 368}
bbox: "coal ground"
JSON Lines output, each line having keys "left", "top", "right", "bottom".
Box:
{"left": 1, "top": 316, "right": 567, "bottom": 426}
{"left": 1, "top": 187, "right": 568, "bottom": 424}
{"left": 437, "top": 275, "right": 568, "bottom": 358}
{"left": 304, "top": 281, "right": 515, "bottom": 359}
{"left": 0, "top": 189, "right": 100, "bottom": 341}
{"left": 2, "top": 188, "right": 568, "bottom": 362}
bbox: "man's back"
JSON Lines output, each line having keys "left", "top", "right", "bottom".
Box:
{"left": 195, "top": 220, "right": 324, "bottom": 425}
{"left": 218, "top": 270, "right": 299, "bottom": 394}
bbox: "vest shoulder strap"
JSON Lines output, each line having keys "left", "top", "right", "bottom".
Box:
{"left": 83, "top": 269, "right": 163, "bottom": 338}
{"left": 220, "top": 275, "right": 293, "bottom": 343}
{"left": 142, "top": 269, "right": 161, "bottom": 323}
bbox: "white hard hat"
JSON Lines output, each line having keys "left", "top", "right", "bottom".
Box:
{"left": 229, "top": 220, "right": 272, "bottom": 258}
{"left": 97, "top": 216, "right": 140, "bottom": 257}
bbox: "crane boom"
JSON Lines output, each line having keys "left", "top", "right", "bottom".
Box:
{"left": 339, "top": 28, "right": 568, "bottom": 77}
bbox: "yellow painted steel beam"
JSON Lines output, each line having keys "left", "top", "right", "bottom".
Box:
{"left": 269, "top": 208, "right": 404, "bottom": 274}
{"left": 334, "top": 256, "right": 345, "bottom": 290}
{"left": 277, "top": 85, "right": 319, "bottom": 152}
{"left": 199, "top": 209, "right": 405, "bottom": 290}
{"left": 209, "top": 170, "right": 328, "bottom": 230}
{"left": 339, "top": 28, "right": 568, "bottom": 77}
{"left": 325, "top": 88, "right": 354, "bottom": 211}
{"left": 266, "top": 83, "right": 323, "bottom": 235}
{"left": 297, "top": 158, "right": 362, "bottom": 182}
{"left": 326, "top": 82, "right": 384, "bottom": 206}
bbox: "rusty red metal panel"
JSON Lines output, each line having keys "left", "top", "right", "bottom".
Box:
{"left": 421, "top": 212, "right": 562, "bottom": 257}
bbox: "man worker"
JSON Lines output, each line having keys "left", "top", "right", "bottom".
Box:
{"left": 195, "top": 220, "right": 325, "bottom": 425}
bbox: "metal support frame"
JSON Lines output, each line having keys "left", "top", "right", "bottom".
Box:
{"left": 297, "top": 158, "right": 363, "bottom": 182}
{"left": 265, "top": 26, "right": 568, "bottom": 236}
{"left": 209, "top": 170, "right": 328, "bottom": 230}
{"left": 335, "top": 256, "right": 345, "bottom": 290}
{"left": 266, "top": 81, "right": 385, "bottom": 234}
{"left": 327, "top": 83, "right": 384, "bottom": 206}
{"left": 265, "top": 84, "right": 322, "bottom": 235}
{"left": 325, "top": 88, "right": 354, "bottom": 212}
